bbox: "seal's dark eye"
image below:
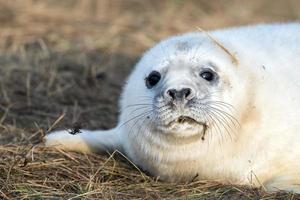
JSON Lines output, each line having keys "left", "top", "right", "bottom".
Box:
{"left": 200, "top": 70, "right": 216, "bottom": 82}
{"left": 145, "top": 71, "right": 161, "bottom": 88}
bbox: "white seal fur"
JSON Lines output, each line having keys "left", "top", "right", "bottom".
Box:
{"left": 45, "top": 23, "right": 300, "bottom": 193}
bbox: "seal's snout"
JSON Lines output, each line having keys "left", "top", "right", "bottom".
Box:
{"left": 165, "top": 87, "right": 194, "bottom": 101}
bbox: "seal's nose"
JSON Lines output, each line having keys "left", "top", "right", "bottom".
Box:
{"left": 166, "top": 88, "right": 194, "bottom": 101}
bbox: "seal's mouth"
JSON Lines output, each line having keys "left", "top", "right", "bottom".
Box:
{"left": 168, "top": 116, "right": 203, "bottom": 126}
{"left": 158, "top": 115, "right": 207, "bottom": 138}
{"left": 177, "top": 116, "right": 198, "bottom": 124}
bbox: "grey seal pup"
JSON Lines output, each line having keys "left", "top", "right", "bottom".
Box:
{"left": 46, "top": 23, "right": 300, "bottom": 193}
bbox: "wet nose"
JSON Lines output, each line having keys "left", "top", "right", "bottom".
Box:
{"left": 166, "top": 88, "right": 194, "bottom": 101}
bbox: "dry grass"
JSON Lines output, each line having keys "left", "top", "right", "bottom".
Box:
{"left": 0, "top": 0, "right": 300, "bottom": 199}
{"left": 1, "top": 145, "right": 298, "bottom": 200}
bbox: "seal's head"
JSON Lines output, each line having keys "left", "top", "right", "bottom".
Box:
{"left": 121, "top": 32, "right": 247, "bottom": 141}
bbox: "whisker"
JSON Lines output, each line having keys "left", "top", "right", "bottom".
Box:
{"left": 191, "top": 96, "right": 240, "bottom": 145}
{"left": 136, "top": 114, "right": 151, "bottom": 135}
{"left": 135, "top": 95, "right": 154, "bottom": 99}
{"left": 204, "top": 108, "right": 235, "bottom": 141}
{"left": 197, "top": 107, "right": 211, "bottom": 141}
{"left": 207, "top": 106, "right": 236, "bottom": 128}
{"left": 191, "top": 107, "right": 224, "bottom": 145}
{"left": 134, "top": 97, "right": 154, "bottom": 101}
{"left": 191, "top": 44, "right": 215, "bottom": 61}
{"left": 206, "top": 104, "right": 234, "bottom": 115}
{"left": 129, "top": 106, "right": 152, "bottom": 115}
{"left": 203, "top": 109, "right": 225, "bottom": 145}
{"left": 208, "top": 106, "right": 240, "bottom": 128}
{"left": 140, "top": 112, "right": 160, "bottom": 140}
{"left": 119, "top": 110, "right": 153, "bottom": 128}
{"left": 206, "top": 101, "right": 235, "bottom": 110}
{"left": 191, "top": 40, "right": 204, "bottom": 60}
{"left": 123, "top": 103, "right": 154, "bottom": 109}
{"left": 125, "top": 103, "right": 153, "bottom": 107}
{"left": 128, "top": 112, "right": 151, "bottom": 136}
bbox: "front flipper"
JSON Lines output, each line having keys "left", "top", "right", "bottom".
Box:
{"left": 44, "top": 128, "right": 122, "bottom": 153}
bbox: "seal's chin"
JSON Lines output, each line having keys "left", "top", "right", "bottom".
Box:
{"left": 157, "top": 116, "right": 206, "bottom": 137}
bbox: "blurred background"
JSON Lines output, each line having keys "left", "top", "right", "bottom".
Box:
{"left": 0, "top": 0, "right": 299, "bottom": 54}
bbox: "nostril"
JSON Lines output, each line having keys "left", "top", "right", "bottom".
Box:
{"left": 183, "top": 88, "right": 191, "bottom": 98}
{"left": 167, "top": 89, "right": 176, "bottom": 99}
{"left": 166, "top": 88, "right": 194, "bottom": 100}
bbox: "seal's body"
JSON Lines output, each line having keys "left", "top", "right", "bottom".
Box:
{"left": 46, "top": 23, "right": 300, "bottom": 192}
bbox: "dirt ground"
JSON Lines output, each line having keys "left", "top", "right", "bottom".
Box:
{"left": 0, "top": 0, "right": 300, "bottom": 199}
